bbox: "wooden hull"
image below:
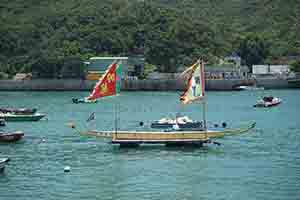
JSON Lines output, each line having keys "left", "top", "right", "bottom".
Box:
{"left": 0, "top": 113, "right": 45, "bottom": 122}
{"left": 0, "top": 131, "right": 24, "bottom": 142}
{"left": 254, "top": 101, "right": 281, "bottom": 107}
{"left": 82, "top": 122, "right": 256, "bottom": 145}
{"left": 0, "top": 162, "right": 5, "bottom": 173}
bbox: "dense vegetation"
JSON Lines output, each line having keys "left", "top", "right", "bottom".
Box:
{"left": 290, "top": 61, "right": 300, "bottom": 72}
{"left": 0, "top": 0, "right": 299, "bottom": 77}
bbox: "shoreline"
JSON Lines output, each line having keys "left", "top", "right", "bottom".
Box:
{"left": 0, "top": 78, "right": 297, "bottom": 91}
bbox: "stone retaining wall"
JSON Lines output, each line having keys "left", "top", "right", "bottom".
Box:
{"left": 0, "top": 78, "right": 290, "bottom": 91}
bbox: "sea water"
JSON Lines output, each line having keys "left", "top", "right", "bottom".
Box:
{"left": 0, "top": 90, "right": 299, "bottom": 200}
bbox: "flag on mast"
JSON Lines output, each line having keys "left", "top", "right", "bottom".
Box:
{"left": 180, "top": 60, "right": 205, "bottom": 104}
{"left": 87, "top": 61, "right": 121, "bottom": 100}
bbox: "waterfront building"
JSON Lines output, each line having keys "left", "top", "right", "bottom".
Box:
{"left": 252, "top": 65, "right": 290, "bottom": 77}
{"left": 205, "top": 65, "right": 249, "bottom": 80}
{"left": 85, "top": 57, "right": 129, "bottom": 80}
{"left": 221, "top": 53, "right": 242, "bottom": 67}
{"left": 85, "top": 56, "right": 145, "bottom": 80}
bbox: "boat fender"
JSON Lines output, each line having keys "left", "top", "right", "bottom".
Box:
{"left": 139, "top": 121, "right": 144, "bottom": 126}
{"left": 222, "top": 122, "right": 227, "bottom": 128}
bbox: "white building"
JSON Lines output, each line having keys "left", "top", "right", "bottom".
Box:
{"left": 252, "top": 65, "right": 290, "bottom": 75}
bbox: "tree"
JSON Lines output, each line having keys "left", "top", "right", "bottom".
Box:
{"left": 237, "top": 34, "right": 270, "bottom": 71}
{"left": 290, "top": 61, "right": 300, "bottom": 73}
{"left": 60, "top": 56, "right": 86, "bottom": 78}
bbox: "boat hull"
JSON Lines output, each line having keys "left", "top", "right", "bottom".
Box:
{"left": 0, "top": 131, "right": 24, "bottom": 142}
{"left": 82, "top": 122, "right": 256, "bottom": 145}
{"left": 0, "top": 158, "right": 9, "bottom": 173}
{"left": 0, "top": 162, "right": 5, "bottom": 173}
{"left": 254, "top": 100, "right": 282, "bottom": 107}
{"left": 0, "top": 113, "right": 45, "bottom": 122}
{"left": 72, "top": 98, "right": 97, "bottom": 104}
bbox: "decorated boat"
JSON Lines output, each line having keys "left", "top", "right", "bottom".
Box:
{"left": 72, "top": 61, "right": 122, "bottom": 104}
{"left": 70, "top": 59, "right": 256, "bottom": 147}
{"left": 0, "top": 112, "right": 45, "bottom": 122}
{"left": 254, "top": 96, "right": 282, "bottom": 107}
{"left": 0, "top": 158, "right": 10, "bottom": 173}
{"left": 0, "top": 131, "right": 24, "bottom": 142}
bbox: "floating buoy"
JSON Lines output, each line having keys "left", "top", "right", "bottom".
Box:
{"left": 64, "top": 166, "right": 71, "bottom": 172}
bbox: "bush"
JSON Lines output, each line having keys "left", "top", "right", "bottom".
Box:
{"left": 290, "top": 61, "right": 300, "bottom": 72}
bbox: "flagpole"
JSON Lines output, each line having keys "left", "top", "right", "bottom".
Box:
{"left": 200, "top": 59, "right": 208, "bottom": 139}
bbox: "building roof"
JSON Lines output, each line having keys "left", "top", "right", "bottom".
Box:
{"left": 86, "top": 57, "right": 129, "bottom": 72}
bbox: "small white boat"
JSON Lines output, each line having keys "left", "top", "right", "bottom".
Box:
{"left": 254, "top": 96, "right": 282, "bottom": 107}
{"left": 72, "top": 98, "right": 97, "bottom": 104}
{"left": 235, "top": 85, "right": 264, "bottom": 91}
{"left": 0, "top": 112, "right": 45, "bottom": 122}
{"left": 0, "top": 158, "right": 10, "bottom": 173}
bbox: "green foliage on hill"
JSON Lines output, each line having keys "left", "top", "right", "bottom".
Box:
{"left": 290, "top": 61, "right": 300, "bottom": 72}
{"left": 0, "top": 0, "right": 299, "bottom": 76}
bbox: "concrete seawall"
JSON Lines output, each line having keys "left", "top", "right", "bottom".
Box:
{"left": 0, "top": 78, "right": 291, "bottom": 91}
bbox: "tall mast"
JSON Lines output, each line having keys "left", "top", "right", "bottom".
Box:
{"left": 200, "top": 59, "right": 207, "bottom": 136}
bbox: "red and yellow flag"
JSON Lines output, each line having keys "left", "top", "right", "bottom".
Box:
{"left": 88, "top": 62, "right": 118, "bottom": 100}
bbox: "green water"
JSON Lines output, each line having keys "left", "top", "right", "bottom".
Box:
{"left": 0, "top": 90, "right": 300, "bottom": 200}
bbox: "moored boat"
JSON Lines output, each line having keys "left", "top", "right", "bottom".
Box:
{"left": 0, "top": 131, "right": 24, "bottom": 142}
{"left": 0, "top": 108, "right": 37, "bottom": 115}
{"left": 0, "top": 158, "right": 10, "bottom": 173}
{"left": 234, "top": 85, "right": 264, "bottom": 91}
{"left": 0, "top": 113, "right": 45, "bottom": 122}
{"left": 78, "top": 122, "right": 256, "bottom": 146}
{"left": 254, "top": 96, "right": 282, "bottom": 107}
{"left": 72, "top": 98, "right": 97, "bottom": 104}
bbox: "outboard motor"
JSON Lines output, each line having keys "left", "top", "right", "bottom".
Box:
{"left": 72, "top": 98, "right": 79, "bottom": 104}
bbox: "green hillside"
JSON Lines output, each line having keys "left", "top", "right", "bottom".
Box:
{"left": 0, "top": 0, "right": 299, "bottom": 76}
